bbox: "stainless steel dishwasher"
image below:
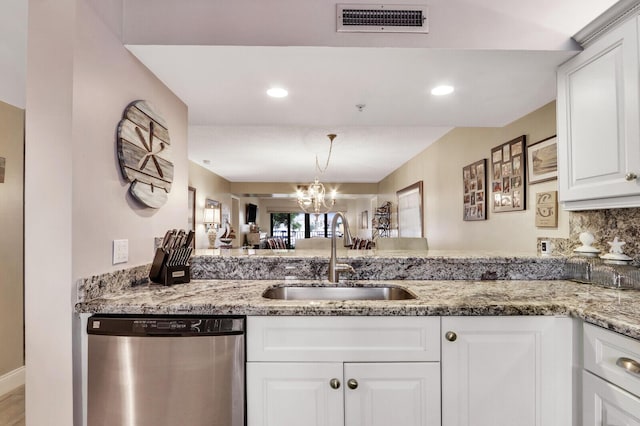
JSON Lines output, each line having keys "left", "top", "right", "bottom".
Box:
{"left": 87, "top": 315, "right": 245, "bottom": 426}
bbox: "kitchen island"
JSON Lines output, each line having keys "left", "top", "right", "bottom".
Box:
{"left": 76, "top": 278, "right": 640, "bottom": 341}
{"left": 76, "top": 251, "right": 640, "bottom": 426}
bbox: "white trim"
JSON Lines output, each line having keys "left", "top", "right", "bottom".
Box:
{"left": 0, "top": 366, "right": 25, "bottom": 396}
{"left": 574, "top": 0, "right": 640, "bottom": 47}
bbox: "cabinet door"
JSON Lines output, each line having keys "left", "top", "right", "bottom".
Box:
{"left": 246, "top": 362, "right": 344, "bottom": 426}
{"left": 441, "top": 316, "right": 573, "bottom": 426}
{"left": 557, "top": 17, "right": 640, "bottom": 207}
{"left": 583, "top": 371, "right": 640, "bottom": 425}
{"left": 344, "top": 362, "right": 440, "bottom": 426}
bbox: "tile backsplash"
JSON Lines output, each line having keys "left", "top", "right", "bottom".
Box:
{"left": 541, "top": 208, "right": 640, "bottom": 264}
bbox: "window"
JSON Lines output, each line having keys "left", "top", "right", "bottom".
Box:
{"left": 270, "top": 212, "right": 338, "bottom": 247}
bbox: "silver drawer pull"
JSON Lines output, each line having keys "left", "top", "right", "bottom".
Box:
{"left": 626, "top": 173, "right": 638, "bottom": 181}
{"left": 329, "top": 378, "right": 341, "bottom": 389}
{"left": 616, "top": 357, "right": 640, "bottom": 377}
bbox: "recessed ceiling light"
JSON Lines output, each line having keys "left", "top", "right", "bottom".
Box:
{"left": 431, "top": 85, "right": 454, "bottom": 96}
{"left": 266, "top": 87, "right": 288, "bottom": 98}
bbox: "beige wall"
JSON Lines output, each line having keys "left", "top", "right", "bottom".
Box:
{"left": 26, "top": 0, "right": 188, "bottom": 424}
{"left": 189, "top": 161, "right": 232, "bottom": 249}
{"left": 0, "top": 100, "right": 24, "bottom": 378}
{"left": 378, "top": 101, "right": 567, "bottom": 253}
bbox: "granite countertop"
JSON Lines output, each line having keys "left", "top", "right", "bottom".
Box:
{"left": 76, "top": 279, "right": 640, "bottom": 341}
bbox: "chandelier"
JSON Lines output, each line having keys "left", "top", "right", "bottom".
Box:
{"left": 297, "top": 134, "right": 337, "bottom": 215}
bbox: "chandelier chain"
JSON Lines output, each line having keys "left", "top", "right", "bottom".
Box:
{"left": 315, "top": 135, "right": 335, "bottom": 175}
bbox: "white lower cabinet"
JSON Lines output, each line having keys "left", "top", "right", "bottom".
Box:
{"left": 583, "top": 323, "right": 640, "bottom": 425}
{"left": 246, "top": 316, "right": 441, "bottom": 426}
{"left": 344, "top": 362, "right": 440, "bottom": 426}
{"left": 583, "top": 371, "right": 640, "bottom": 425}
{"left": 247, "top": 361, "right": 440, "bottom": 426}
{"left": 441, "top": 316, "right": 574, "bottom": 426}
{"left": 246, "top": 362, "right": 344, "bottom": 426}
{"left": 247, "top": 316, "right": 574, "bottom": 426}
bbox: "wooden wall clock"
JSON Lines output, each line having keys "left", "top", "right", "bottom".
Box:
{"left": 117, "top": 100, "right": 173, "bottom": 208}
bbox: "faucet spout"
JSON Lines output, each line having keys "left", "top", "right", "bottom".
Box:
{"left": 328, "top": 212, "right": 354, "bottom": 283}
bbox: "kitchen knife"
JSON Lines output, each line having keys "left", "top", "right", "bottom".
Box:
{"left": 161, "top": 229, "right": 173, "bottom": 250}
{"left": 184, "top": 230, "right": 194, "bottom": 248}
{"left": 165, "top": 229, "right": 177, "bottom": 250}
{"left": 174, "top": 229, "right": 186, "bottom": 249}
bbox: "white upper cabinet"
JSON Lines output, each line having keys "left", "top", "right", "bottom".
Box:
{"left": 557, "top": 16, "right": 640, "bottom": 210}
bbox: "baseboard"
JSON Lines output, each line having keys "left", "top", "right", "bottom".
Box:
{"left": 0, "top": 366, "right": 25, "bottom": 396}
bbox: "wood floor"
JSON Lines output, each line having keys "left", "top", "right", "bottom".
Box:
{"left": 0, "top": 386, "right": 25, "bottom": 426}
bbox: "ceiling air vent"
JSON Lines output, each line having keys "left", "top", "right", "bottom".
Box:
{"left": 337, "top": 4, "right": 428, "bottom": 33}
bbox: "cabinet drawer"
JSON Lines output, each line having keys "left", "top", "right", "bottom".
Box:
{"left": 247, "top": 316, "right": 440, "bottom": 362}
{"left": 584, "top": 323, "right": 640, "bottom": 397}
{"left": 583, "top": 371, "right": 640, "bottom": 425}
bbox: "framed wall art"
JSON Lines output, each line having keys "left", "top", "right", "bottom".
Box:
{"left": 463, "top": 159, "right": 486, "bottom": 221}
{"left": 527, "top": 135, "right": 557, "bottom": 184}
{"left": 535, "top": 190, "right": 558, "bottom": 228}
{"left": 397, "top": 181, "right": 423, "bottom": 237}
{"left": 491, "top": 135, "right": 526, "bottom": 212}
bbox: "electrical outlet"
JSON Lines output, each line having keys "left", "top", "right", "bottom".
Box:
{"left": 113, "top": 239, "right": 128, "bottom": 264}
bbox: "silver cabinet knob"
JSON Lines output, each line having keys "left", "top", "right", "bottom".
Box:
{"left": 347, "top": 378, "right": 358, "bottom": 390}
{"left": 616, "top": 357, "right": 640, "bottom": 377}
{"left": 329, "top": 378, "right": 341, "bottom": 389}
{"left": 445, "top": 331, "right": 457, "bottom": 342}
{"left": 626, "top": 173, "right": 638, "bottom": 181}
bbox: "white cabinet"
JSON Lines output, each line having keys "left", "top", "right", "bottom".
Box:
{"left": 583, "top": 323, "right": 640, "bottom": 425}
{"left": 344, "top": 362, "right": 440, "bottom": 426}
{"left": 557, "top": 16, "right": 640, "bottom": 210}
{"left": 246, "top": 362, "right": 344, "bottom": 426}
{"left": 246, "top": 316, "right": 441, "bottom": 426}
{"left": 247, "top": 361, "right": 440, "bottom": 426}
{"left": 583, "top": 371, "right": 640, "bottom": 425}
{"left": 441, "top": 316, "right": 574, "bottom": 426}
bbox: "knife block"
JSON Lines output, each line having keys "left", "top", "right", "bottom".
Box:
{"left": 149, "top": 248, "right": 191, "bottom": 285}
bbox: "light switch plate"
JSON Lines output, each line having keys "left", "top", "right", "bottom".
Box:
{"left": 113, "top": 239, "right": 128, "bottom": 264}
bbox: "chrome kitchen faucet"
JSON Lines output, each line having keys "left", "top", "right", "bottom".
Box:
{"left": 328, "top": 212, "right": 355, "bottom": 282}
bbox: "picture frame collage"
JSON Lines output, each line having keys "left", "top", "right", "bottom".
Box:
{"left": 491, "top": 135, "right": 526, "bottom": 213}
{"left": 462, "top": 159, "right": 486, "bottom": 221}
{"left": 462, "top": 134, "right": 559, "bottom": 224}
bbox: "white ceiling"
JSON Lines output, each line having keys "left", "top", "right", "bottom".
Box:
{"left": 125, "top": 0, "right": 619, "bottom": 184}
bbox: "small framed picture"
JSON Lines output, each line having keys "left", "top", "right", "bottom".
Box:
{"left": 491, "top": 135, "right": 526, "bottom": 212}
{"left": 502, "top": 144, "right": 511, "bottom": 162}
{"left": 463, "top": 159, "right": 487, "bottom": 221}
{"left": 527, "top": 135, "right": 557, "bottom": 184}
{"left": 535, "top": 191, "right": 558, "bottom": 228}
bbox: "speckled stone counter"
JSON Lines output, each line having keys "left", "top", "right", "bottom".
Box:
{"left": 190, "top": 250, "right": 566, "bottom": 281}
{"left": 76, "top": 279, "right": 640, "bottom": 341}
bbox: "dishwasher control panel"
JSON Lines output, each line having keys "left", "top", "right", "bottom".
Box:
{"left": 87, "top": 315, "right": 244, "bottom": 336}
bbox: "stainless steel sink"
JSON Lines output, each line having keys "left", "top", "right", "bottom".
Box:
{"left": 262, "top": 285, "right": 416, "bottom": 301}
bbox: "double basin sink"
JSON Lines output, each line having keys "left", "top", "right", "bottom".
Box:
{"left": 262, "top": 284, "right": 416, "bottom": 301}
